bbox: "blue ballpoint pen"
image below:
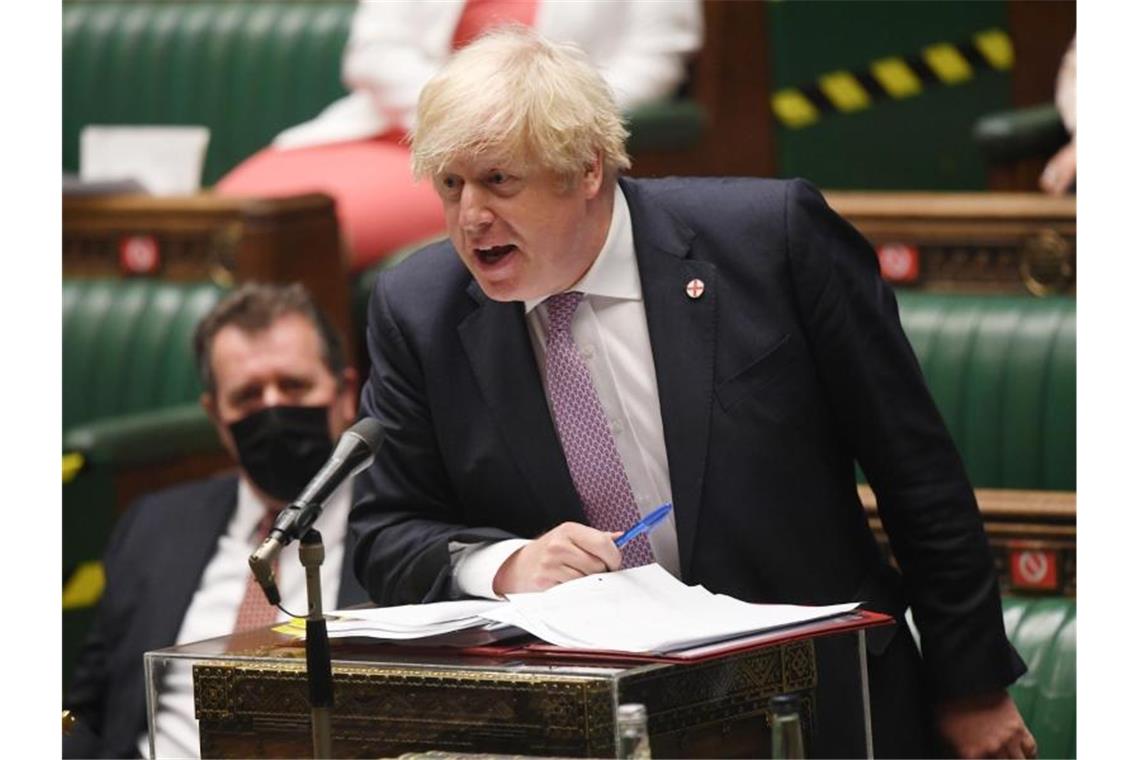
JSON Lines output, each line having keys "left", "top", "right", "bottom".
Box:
{"left": 615, "top": 503, "right": 673, "bottom": 548}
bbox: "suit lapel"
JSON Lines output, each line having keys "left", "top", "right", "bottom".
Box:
{"left": 455, "top": 179, "right": 718, "bottom": 570}
{"left": 458, "top": 288, "right": 585, "bottom": 527}
{"left": 120, "top": 475, "right": 239, "bottom": 749}
{"left": 622, "top": 179, "right": 717, "bottom": 580}
{"left": 147, "top": 476, "right": 239, "bottom": 648}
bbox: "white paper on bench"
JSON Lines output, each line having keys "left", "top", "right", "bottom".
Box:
{"left": 482, "top": 564, "right": 859, "bottom": 653}
{"left": 328, "top": 564, "right": 858, "bottom": 653}
{"left": 325, "top": 598, "right": 504, "bottom": 639}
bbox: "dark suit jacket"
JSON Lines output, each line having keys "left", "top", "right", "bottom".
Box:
{"left": 63, "top": 472, "right": 368, "bottom": 759}
{"left": 351, "top": 177, "right": 1026, "bottom": 756}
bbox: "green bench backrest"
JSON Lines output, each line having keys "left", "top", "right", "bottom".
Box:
{"left": 1002, "top": 596, "right": 1076, "bottom": 759}
{"left": 62, "top": 279, "right": 227, "bottom": 431}
{"left": 63, "top": 0, "right": 355, "bottom": 185}
{"left": 896, "top": 293, "right": 1076, "bottom": 491}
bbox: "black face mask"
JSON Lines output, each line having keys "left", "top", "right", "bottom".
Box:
{"left": 228, "top": 405, "right": 334, "bottom": 504}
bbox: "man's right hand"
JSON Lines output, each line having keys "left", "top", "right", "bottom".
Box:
{"left": 492, "top": 522, "right": 622, "bottom": 595}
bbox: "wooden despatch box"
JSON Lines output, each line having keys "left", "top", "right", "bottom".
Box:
{"left": 147, "top": 616, "right": 883, "bottom": 758}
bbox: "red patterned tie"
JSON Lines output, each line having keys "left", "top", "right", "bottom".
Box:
{"left": 233, "top": 510, "right": 281, "bottom": 633}
{"left": 544, "top": 292, "right": 654, "bottom": 568}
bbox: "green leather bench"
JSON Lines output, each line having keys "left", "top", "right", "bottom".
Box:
{"left": 63, "top": 278, "right": 229, "bottom": 687}
{"left": 1003, "top": 595, "right": 1076, "bottom": 760}
{"left": 63, "top": 278, "right": 224, "bottom": 432}
{"left": 896, "top": 294, "right": 1075, "bottom": 755}
{"left": 63, "top": 277, "right": 230, "bottom": 569}
{"left": 62, "top": 0, "right": 706, "bottom": 187}
{"left": 895, "top": 292, "right": 1075, "bottom": 491}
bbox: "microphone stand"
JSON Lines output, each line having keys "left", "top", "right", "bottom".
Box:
{"left": 299, "top": 530, "right": 334, "bottom": 759}
{"left": 248, "top": 419, "right": 385, "bottom": 756}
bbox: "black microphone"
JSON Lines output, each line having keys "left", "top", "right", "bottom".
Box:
{"left": 248, "top": 417, "right": 384, "bottom": 605}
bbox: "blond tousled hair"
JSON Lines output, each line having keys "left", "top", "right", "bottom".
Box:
{"left": 410, "top": 26, "right": 632, "bottom": 184}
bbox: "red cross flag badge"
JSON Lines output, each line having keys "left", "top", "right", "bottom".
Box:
{"left": 685, "top": 278, "right": 705, "bottom": 299}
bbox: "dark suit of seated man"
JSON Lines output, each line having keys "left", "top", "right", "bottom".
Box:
{"left": 348, "top": 28, "right": 1038, "bottom": 759}
{"left": 64, "top": 284, "right": 368, "bottom": 758}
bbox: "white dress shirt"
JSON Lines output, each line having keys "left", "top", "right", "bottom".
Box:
{"left": 452, "top": 186, "right": 680, "bottom": 598}
{"left": 141, "top": 478, "right": 352, "bottom": 759}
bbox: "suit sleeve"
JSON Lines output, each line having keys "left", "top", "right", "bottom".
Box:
{"left": 782, "top": 179, "right": 1026, "bottom": 700}
{"left": 351, "top": 271, "right": 518, "bottom": 606}
{"left": 62, "top": 501, "right": 146, "bottom": 758}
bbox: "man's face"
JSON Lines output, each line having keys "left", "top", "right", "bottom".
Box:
{"left": 203, "top": 313, "right": 357, "bottom": 461}
{"left": 434, "top": 151, "right": 611, "bottom": 302}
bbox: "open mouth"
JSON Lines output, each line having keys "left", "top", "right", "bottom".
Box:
{"left": 474, "top": 244, "right": 517, "bottom": 266}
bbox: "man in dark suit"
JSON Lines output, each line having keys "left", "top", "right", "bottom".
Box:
{"left": 350, "top": 28, "right": 1036, "bottom": 759}
{"left": 64, "top": 284, "right": 368, "bottom": 758}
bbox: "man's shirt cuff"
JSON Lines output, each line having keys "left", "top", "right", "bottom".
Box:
{"left": 450, "top": 538, "right": 531, "bottom": 599}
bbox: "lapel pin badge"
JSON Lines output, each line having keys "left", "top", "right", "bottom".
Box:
{"left": 685, "top": 278, "right": 705, "bottom": 300}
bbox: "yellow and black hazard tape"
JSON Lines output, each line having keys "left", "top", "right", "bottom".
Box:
{"left": 772, "top": 28, "right": 1014, "bottom": 129}
{"left": 63, "top": 561, "right": 105, "bottom": 610}
{"left": 63, "top": 451, "right": 85, "bottom": 483}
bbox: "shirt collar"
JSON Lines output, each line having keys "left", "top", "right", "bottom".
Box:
{"left": 523, "top": 185, "right": 640, "bottom": 313}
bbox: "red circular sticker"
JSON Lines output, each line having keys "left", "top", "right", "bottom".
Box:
{"left": 1017, "top": 551, "right": 1049, "bottom": 584}
{"left": 118, "top": 235, "right": 161, "bottom": 275}
{"left": 877, "top": 243, "right": 919, "bottom": 283}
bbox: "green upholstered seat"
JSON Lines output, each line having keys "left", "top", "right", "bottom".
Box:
{"left": 1002, "top": 596, "right": 1076, "bottom": 760}
{"left": 62, "top": 277, "right": 229, "bottom": 559}
{"left": 895, "top": 293, "right": 1075, "bottom": 491}
{"left": 63, "top": 1, "right": 704, "bottom": 186}
{"left": 63, "top": 278, "right": 230, "bottom": 688}
{"left": 63, "top": 278, "right": 226, "bottom": 431}
{"left": 62, "top": 277, "right": 228, "bottom": 520}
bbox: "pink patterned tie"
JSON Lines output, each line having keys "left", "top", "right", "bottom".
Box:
{"left": 544, "top": 292, "right": 654, "bottom": 568}
{"left": 233, "top": 510, "right": 281, "bottom": 633}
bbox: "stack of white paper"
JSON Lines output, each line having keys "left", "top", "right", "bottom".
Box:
{"left": 325, "top": 598, "right": 504, "bottom": 639}
{"left": 327, "top": 564, "right": 858, "bottom": 655}
{"left": 484, "top": 565, "right": 859, "bottom": 653}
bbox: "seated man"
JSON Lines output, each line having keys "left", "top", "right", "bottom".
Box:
{"left": 351, "top": 28, "right": 1037, "bottom": 759}
{"left": 64, "top": 283, "right": 368, "bottom": 759}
